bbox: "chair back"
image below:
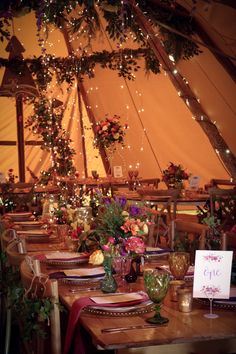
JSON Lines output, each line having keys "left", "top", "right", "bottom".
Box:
{"left": 171, "top": 219, "right": 209, "bottom": 251}
{"left": 6, "top": 240, "right": 26, "bottom": 267}
{"left": 209, "top": 179, "right": 236, "bottom": 188}
{"left": 20, "top": 259, "right": 61, "bottom": 354}
{"left": 1, "top": 228, "right": 18, "bottom": 252}
{"left": 208, "top": 187, "right": 236, "bottom": 231}
{"left": 138, "top": 178, "right": 160, "bottom": 189}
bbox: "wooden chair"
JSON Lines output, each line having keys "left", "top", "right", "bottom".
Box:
{"left": 208, "top": 187, "right": 236, "bottom": 231}
{"left": 20, "top": 259, "right": 61, "bottom": 354}
{"left": 209, "top": 179, "right": 236, "bottom": 188}
{"left": 136, "top": 188, "right": 180, "bottom": 247}
{"left": 1, "top": 229, "right": 18, "bottom": 252}
{"left": 221, "top": 231, "right": 236, "bottom": 260}
{"left": 171, "top": 219, "right": 209, "bottom": 251}
{"left": 138, "top": 178, "right": 160, "bottom": 189}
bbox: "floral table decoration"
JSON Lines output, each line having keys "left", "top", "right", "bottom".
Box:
{"left": 88, "top": 197, "right": 151, "bottom": 292}
{"left": 162, "top": 162, "right": 189, "bottom": 190}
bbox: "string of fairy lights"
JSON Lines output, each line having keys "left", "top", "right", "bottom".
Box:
{"left": 1, "top": 1, "right": 235, "bottom": 184}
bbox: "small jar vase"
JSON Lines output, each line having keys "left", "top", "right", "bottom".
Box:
{"left": 100, "top": 256, "right": 117, "bottom": 293}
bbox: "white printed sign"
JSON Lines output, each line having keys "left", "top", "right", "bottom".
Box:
{"left": 113, "top": 166, "right": 123, "bottom": 178}
{"left": 189, "top": 175, "right": 201, "bottom": 190}
{"left": 193, "top": 250, "right": 233, "bottom": 299}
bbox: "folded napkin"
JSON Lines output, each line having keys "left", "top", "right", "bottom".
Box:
{"left": 49, "top": 267, "right": 105, "bottom": 279}
{"left": 35, "top": 252, "right": 89, "bottom": 262}
{"left": 63, "top": 291, "right": 148, "bottom": 354}
{"left": 145, "top": 247, "right": 171, "bottom": 255}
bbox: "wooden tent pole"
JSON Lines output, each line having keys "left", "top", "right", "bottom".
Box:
{"left": 61, "top": 26, "right": 110, "bottom": 175}
{"left": 16, "top": 95, "right": 25, "bottom": 182}
{"left": 130, "top": 1, "right": 236, "bottom": 178}
{"left": 77, "top": 89, "right": 88, "bottom": 177}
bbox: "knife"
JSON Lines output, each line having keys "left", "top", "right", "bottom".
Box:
{"left": 101, "top": 324, "right": 166, "bottom": 333}
{"left": 69, "top": 287, "right": 100, "bottom": 293}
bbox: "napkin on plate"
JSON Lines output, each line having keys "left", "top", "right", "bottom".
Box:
{"left": 145, "top": 247, "right": 171, "bottom": 255}
{"left": 45, "top": 251, "right": 89, "bottom": 260}
{"left": 49, "top": 267, "right": 105, "bottom": 280}
{"left": 63, "top": 291, "right": 148, "bottom": 354}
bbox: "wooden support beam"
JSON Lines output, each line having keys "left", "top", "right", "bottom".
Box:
{"left": 16, "top": 95, "right": 25, "bottom": 182}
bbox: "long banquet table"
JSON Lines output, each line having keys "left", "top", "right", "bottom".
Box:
{"left": 3, "top": 215, "right": 236, "bottom": 354}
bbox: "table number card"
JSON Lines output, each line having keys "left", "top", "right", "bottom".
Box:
{"left": 193, "top": 250, "right": 233, "bottom": 299}
{"left": 113, "top": 166, "right": 123, "bottom": 178}
{"left": 189, "top": 175, "right": 201, "bottom": 190}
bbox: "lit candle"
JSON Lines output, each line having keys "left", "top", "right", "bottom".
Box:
{"left": 178, "top": 288, "right": 193, "bottom": 312}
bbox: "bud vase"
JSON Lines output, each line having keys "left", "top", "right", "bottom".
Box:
{"left": 100, "top": 256, "right": 117, "bottom": 293}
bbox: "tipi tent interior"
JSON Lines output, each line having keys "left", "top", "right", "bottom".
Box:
{"left": 0, "top": 1, "right": 236, "bottom": 187}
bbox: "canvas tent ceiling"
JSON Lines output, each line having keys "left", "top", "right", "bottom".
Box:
{"left": 0, "top": 1, "right": 235, "bottom": 187}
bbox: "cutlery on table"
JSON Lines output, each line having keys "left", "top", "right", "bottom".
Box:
{"left": 101, "top": 324, "right": 167, "bottom": 333}
{"left": 69, "top": 287, "right": 100, "bottom": 293}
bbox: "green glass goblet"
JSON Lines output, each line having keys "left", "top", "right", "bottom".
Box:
{"left": 144, "top": 269, "right": 170, "bottom": 325}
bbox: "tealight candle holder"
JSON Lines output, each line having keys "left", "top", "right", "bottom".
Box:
{"left": 178, "top": 288, "right": 193, "bottom": 312}
{"left": 169, "top": 280, "right": 185, "bottom": 302}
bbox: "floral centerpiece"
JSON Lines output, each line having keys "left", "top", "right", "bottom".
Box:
{"left": 89, "top": 197, "right": 150, "bottom": 266}
{"left": 162, "top": 162, "right": 189, "bottom": 189}
{"left": 94, "top": 115, "right": 127, "bottom": 150}
{"left": 88, "top": 197, "right": 150, "bottom": 292}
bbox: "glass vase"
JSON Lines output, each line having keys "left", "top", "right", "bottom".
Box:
{"left": 100, "top": 256, "right": 117, "bottom": 293}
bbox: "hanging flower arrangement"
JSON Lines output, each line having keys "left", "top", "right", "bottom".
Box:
{"left": 94, "top": 115, "right": 127, "bottom": 150}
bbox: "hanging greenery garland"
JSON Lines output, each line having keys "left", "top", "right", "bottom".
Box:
{"left": 25, "top": 95, "right": 76, "bottom": 184}
{"left": 0, "top": 0, "right": 201, "bottom": 62}
{"left": 0, "top": 48, "right": 160, "bottom": 87}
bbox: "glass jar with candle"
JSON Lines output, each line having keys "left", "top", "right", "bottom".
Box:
{"left": 177, "top": 288, "right": 193, "bottom": 312}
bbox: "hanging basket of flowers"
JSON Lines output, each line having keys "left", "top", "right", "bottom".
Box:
{"left": 94, "top": 115, "right": 127, "bottom": 151}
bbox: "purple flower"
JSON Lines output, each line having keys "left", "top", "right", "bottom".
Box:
{"left": 114, "top": 197, "right": 127, "bottom": 208}
{"left": 129, "top": 205, "right": 141, "bottom": 216}
{"left": 103, "top": 197, "right": 112, "bottom": 205}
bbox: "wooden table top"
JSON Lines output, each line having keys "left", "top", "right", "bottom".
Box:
{"left": 58, "top": 279, "right": 236, "bottom": 352}
{"left": 33, "top": 252, "right": 236, "bottom": 353}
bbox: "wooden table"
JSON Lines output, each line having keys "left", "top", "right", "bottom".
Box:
{"left": 16, "top": 224, "right": 236, "bottom": 354}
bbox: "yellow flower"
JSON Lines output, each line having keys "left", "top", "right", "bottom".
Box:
{"left": 89, "top": 250, "right": 104, "bottom": 265}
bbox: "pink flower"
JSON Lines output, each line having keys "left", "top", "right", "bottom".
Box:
{"left": 108, "top": 236, "right": 115, "bottom": 244}
{"left": 124, "top": 237, "right": 145, "bottom": 254}
{"left": 102, "top": 244, "right": 111, "bottom": 252}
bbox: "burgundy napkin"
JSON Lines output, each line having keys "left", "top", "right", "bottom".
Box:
{"left": 63, "top": 292, "right": 148, "bottom": 354}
